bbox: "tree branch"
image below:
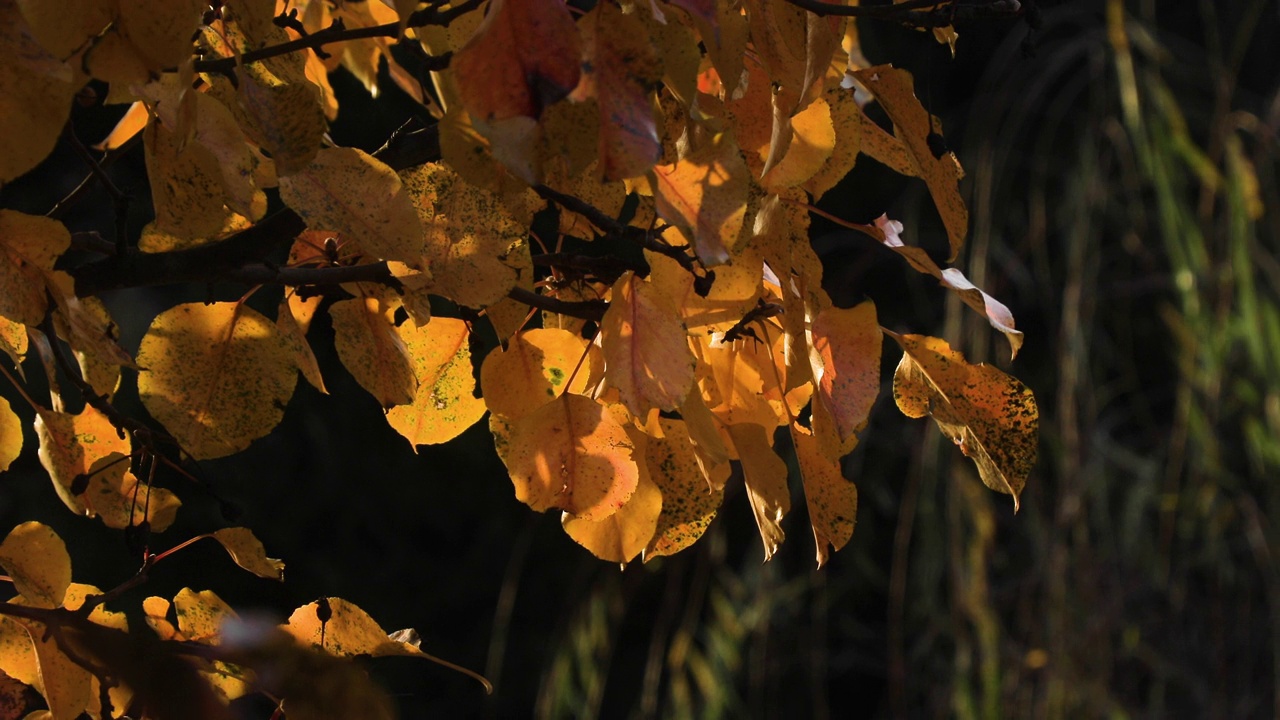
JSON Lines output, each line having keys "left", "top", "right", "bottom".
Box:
{"left": 507, "top": 287, "right": 607, "bottom": 323}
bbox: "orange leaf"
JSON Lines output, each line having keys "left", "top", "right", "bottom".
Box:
{"left": 480, "top": 329, "right": 598, "bottom": 421}
{"left": 650, "top": 132, "right": 749, "bottom": 265}
{"left": 727, "top": 423, "right": 789, "bottom": 561}
{"left": 645, "top": 240, "right": 763, "bottom": 334}
{"left": 762, "top": 96, "right": 835, "bottom": 192}
{"left": 853, "top": 65, "right": 968, "bottom": 260}
{"left": 643, "top": 418, "right": 727, "bottom": 560}
{"left": 563, "top": 463, "right": 662, "bottom": 564}
{"left": 451, "top": 0, "right": 580, "bottom": 122}
{"left": 575, "top": 2, "right": 662, "bottom": 181}
{"left": 809, "top": 300, "right": 881, "bottom": 457}
{"left": 803, "top": 85, "right": 863, "bottom": 200}
{"left": 329, "top": 296, "right": 416, "bottom": 408}
{"left": 600, "top": 272, "right": 697, "bottom": 416}
{"left": 386, "top": 317, "right": 487, "bottom": 448}
{"left": 890, "top": 333, "right": 1038, "bottom": 511}
{"left": 35, "top": 404, "right": 130, "bottom": 515}
{"left": 505, "top": 393, "right": 639, "bottom": 521}
{"left": 791, "top": 424, "right": 857, "bottom": 568}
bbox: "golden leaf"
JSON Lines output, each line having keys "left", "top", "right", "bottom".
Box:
{"left": 505, "top": 393, "right": 639, "bottom": 521}
{"left": 386, "top": 317, "right": 487, "bottom": 448}
{"left": 650, "top": 132, "right": 749, "bottom": 265}
{"left": 81, "top": 453, "right": 182, "bottom": 533}
{"left": 727, "top": 423, "right": 789, "bottom": 561}
{"left": 0, "top": 2, "right": 79, "bottom": 184}
{"left": 0, "top": 522, "right": 70, "bottom": 608}
{"left": 791, "top": 424, "right": 857, "bottom": 568}
{"left": 329, "top": 296, "right": 416, "bottom": 408}
{"left": 890, "top": 333, "right": 1038, "bottom": 510}
{"left": 803, "top": 85, "right": 863, "bottom": 200}
{"left": 276, "top": 298, "right": 327, "bottom": 395}
{"left": 0, "top": 210, "right": 69, "bottom": 326}
{"left": 0, "top": 397, "right": 20, "bottom": 472}
{"left": 645, "top": 239, "right": 763, "bottom": 334}
{"left": 762, "top": 97, "right": 835, "bottom": 191}
{"left": 600, "top": 272, "right": 697, "bottom": 416}
{"left": 563, "top": 467, "right": 662, "bottom": 564}
{"left": 808, "top": 300, "right": 881, "bottom": 457}
{"left": 212, "top": 527, "right": 285, "bottom": 581}
{"left": 643, "top": 418, "right": 727, "bottom": 560}
{"left": 137, "top": 302, "right": 297, "bottom": 460}
{"left": 35, "top": 404, "right": 129, "bottom": 515}
{"left": 480, "top": 328, "right": 598, "bottom": 421}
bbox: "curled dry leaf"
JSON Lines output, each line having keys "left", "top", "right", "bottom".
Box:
{"left": 506, "top": 393, "right": 640, "bottom": 521}
{"left": 0, "top": 521, "right": 71, "bottom": 608}
{"left": 211, "top": 527, "right": 285, "bottom": 581}
{"left": 727, "top": 423, "right": 789, "bottom": 560}
{"left": 137, "top": 302, "right": 297, "bottom": 460}
{"left": 791, "top": 424, "right": 857, "bottom": 568}
{"left": 600, "top": 272, "right": 697, "bottom": 416}
{"left": 386, "top": 317, "right": 487, "bottom": 448}
{"left": 890, "top": 333, "right": 1038, "bottom": 511}
{"left": 329, "top": 296, "right": 417, "bottom": 408}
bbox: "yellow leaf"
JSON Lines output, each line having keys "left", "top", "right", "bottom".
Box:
{"left": 116, "top": 0, "right": 203, "bottom": 70}
{"left": 231, "top": 67, "right": 326, "bottom": 176}
{"left": 574, "top": 2, "right": 662, "bottom": 181}
{"left": 506, "top": 393, "right": 639, "bottom": 521}
{"left": 808, "top": 300, "right": 881, "bottom": 456}
{"left": 35, "top": 404, "right": 129, "bottom": 515}
{"left": 854, "top": 102, "right": 915, "bottom": 177}
{"left": 173, "top": 587, "right": 237, "bottom": 643}
{"left": 695, "top": 334, "right": 780, "bottom": 429}
{"left": 854, "top": 66, "right": 968, "bottom": 260}
{"left": 329, "top": 296, "right": 416, "bottom": 408}
{"left": 137, "top": 302, "right": 297, "bottom": 460}
{"left": 451, "top": 0, "right": 580, "bottom": 122}
{"left": 480, "top": 329, "right": 598, "bottom": 421}
{"left": 677, "top": 390, "right": 732, "bottom": 485}
{"left": 285, "top": 597, "right": 421, "bottom": 658}
{"left": 386, "top": 317, "right": 487, "bottom": 447}
{"left": 401, "top": 161, "right": 533, "bottom": 308}
{"left": 563, "top": 465, "right": 662, "bottom": 564}
{"left": 0, "top": 397, "right": 20, "bottom": 472}
{"left": 600, "top": 272, "right": 697, "bottom": 416}
{"left": 0, "top": 615, "right": 36, "bottom": 692}
{"left": 83, "top": 26, "right": 151, "bottom": 86}
{"left": 212, "top": 527, "right": 285, "bottom": 581}
{"left": 142, "top": 119, "right": 244, "bottom": 245}
{"left": 762, "top": 97, "right": 835, "bottom": 191}
{"left": 0, "top": 314, "right": 26, "bottom": 368}
{"left": 791, "top": 424, "right": 856, "bottom": 568}
{"left": 727, "top": 423, "right": 789, "bottom": 561}
{"left": 643, "top": 418, "right": 727, "bottom": 559}
{"left": 645, "top": 239, "right": 763, "bottom": 334}
{"left": 890, "top": 333, "right": 1038, "bottom": 510}
{"left": 276, "top": 298, "right": 327, "bottom": 394}
{"left": 0, "top": 522, "right": 70, "bottom": 608}
{"left": 0, "top": 210, "right": 69, "bottom": 326}
{"left": 16, "top": 0, "right": 111, "bottom": 57}
{"left": 650, "top": 132, "right": 749, "bottom": 265}
{"left": 46, "top": 272, "right": 133, "bottom": 398}
{"left": 803, "top": 85, "right": 863, "bottom": 200}
{"left": 279, "top": 147, "right": 425, "bottom": 266}
{"left": 0, "top": 3, "right": 78, "bottom": 184}
{"left": 81, "top": 453, "right": 182, "bottom": 532}
{"left": 19, "top": 619, "right": 89, "bottom": 720}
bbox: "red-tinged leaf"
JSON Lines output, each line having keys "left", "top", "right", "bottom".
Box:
{"left": 0, "top": 397, "right": 19, "bottom": 472}
{"left": 890, "top": 333, "right": 1038, "bottom": 511}
{"left": 505, "top": 393, "right": 640, "bottom": 521}
{"left": 563, "top": 463, "right": 662, "bottom": 565}
{"left": 35, "top": 404, "right": 130, "bottom": 515}
{"left": 809, "top": 300, "right": 881, "bottom": 457}
{"left": 600, "top": 272, "right": 697, "bottom": 416}
{"left": 0, "top": 210, "right": 69, "bottom": 326}
{"left": 643, "top": 418, "right": 727, "bottom": 560}
{"left": 0, "top": 2, "right": 79, "bottom": 184}
{"left": 212, "top": 527, "right": 285, "bottom": 580}
{"left": 137, "top": 302, "right": 298, "bottom": 460}
{"left": 329, "top": 296, "right": 416, "bottom": 408}
{"left": 480, "top": 329, "right": 599, "bottom": 421}
{"left": 279, "top": 148, "right": 425, "bottom": 266}
{"left": 386, "top": 318, "right": 487, "bottom": 448}
{"left": 854, "top": 65, "right": 968, "bottom": 260}
{"left": 574, "top": 2, "right": 663, "bottom": 181}
{"left": 872, "top": 215, "right": 1023, "bottom": 359}
{"left": 451, "top": 0, "right": 580, "bottom": 122}
{"left": 727, "top": 423, "right": 789, "bottom": 560}
{"left": 791, "top": 424, "right": 857, "bottom": 568}
{"left": 650, "top": 133, "right": 749, "bottom": 265}
{"left": 0, "top": 522, "right": 70, "bottom": 608}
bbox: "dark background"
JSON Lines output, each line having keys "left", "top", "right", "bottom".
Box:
{"left": 2, "top": 0, "right": 1280, "bottom": 717}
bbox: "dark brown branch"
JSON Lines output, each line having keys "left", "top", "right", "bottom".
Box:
{"left": 722, "top": 299, "right": 785, "bottom": 343}
{"left": 191, "top": 0, "right": 481, "bottom": 75}
{"left": 507, "top": 287, "right": 607, "bottom": 323}
{"left": 63, "top": 124, "right": 131, "bottom": 254}
{"left": 47, "top": 131, "right": 143, "bottom": 221}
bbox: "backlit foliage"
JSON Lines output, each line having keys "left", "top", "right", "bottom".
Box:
{"left": 0, "top": 0, "right": 1034, "bottom": 716}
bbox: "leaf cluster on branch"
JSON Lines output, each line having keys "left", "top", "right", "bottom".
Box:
{"left": 0, "top": 0, "right": 1033, "bottom": 716}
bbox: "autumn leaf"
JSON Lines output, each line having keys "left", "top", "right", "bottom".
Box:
{"left": 279, "top": 147, "right": 426, "bottom": 266}
{"left": 142, "top": 118, "right": 244, "bottom": 247}
{"left": 853, "top": 66, "right": 968, "bottom": 260}
{"left": 645, "top": 241, "right": 763, "bottom": 334}
{"left": 81, "top": 453, "right": 182, "bottom": 533}
{"left": 600, "top": 272, "right": 697, "bottom": 416}
{"left": 0, "top": 1, "right": 80, "bottom": 184}
{"left": 574, "top": 1, "right": 663, "bottom": 181}
{"left": 0, "top": 314, "right": 26, "bottom": 369}
{"left": 761, "top": 96, "right": 836, "bottom": 191}
{"left": 0, "top": 397, "right": 20, "bottom": 472}
{"left": 386, "top": 317, "right": 487, "bottom": 448}
{"left": 563, "top": 467, "right": 663, "bottom": 564}
{"left": 0, "top": 522, "right": 70, "bottom": 608}
{"left": 480, "top": 328, "right": 599, "bottom": 421}
{"left": 808, "top": 300, "right": 881, "bottom": 458}
{"left": 212, "top": 527, "right": 285, "bottom": 581}
{"left": 276, "top": 298, "right": 327, "bottom": 394}
{"left": 35, "top": 404, "right": 130, "bottom": 515}
{"left": 506, "top": 393, "right": 640, "bottom": 521}
{"left": 644, "top": 418, "right": 727, "bottom": 560}
{"left": 890, "top": 332, "right": 1038, "bottom": 510}
{"left": 727, "top": 423, "right": 789, "bottom": 560}
{"left": 137, "top": 302, "right": 298, "bottom": 460}
{"left": 791, "top": 424, "right": 857, "bottom": 568}
{"left": 145, "top": 588, "right": 250, "bottom": 700}
{"left": 329, "top": 296, "right": 417, "bottom": 408}
{"left": 803, "top": 85, "right": 863, "bottom": 200}
{"left": 0, "top": 210, "right": 70, "bottom": 326}
{"left": 649, "top": 132, "right": 750, "bottom": 264}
